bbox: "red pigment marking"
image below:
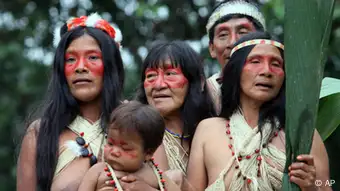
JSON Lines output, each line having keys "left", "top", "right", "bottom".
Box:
{"left": 215, "top": 21, "right": 255, "bottom": 40}
{"left": 244, "top": 55, "right": 284, "bottom": 76}
{"left": 237, "top": 22, "right": 255, "bottom": 31}
{"left": 121, "top": 151, "right": 138, "bottom": 159}
{"left": 143, "top": 66, "right": 188, "bottom": 88}
{"left": 106, "top": 138, "right": 138, "bottom": 159}
{"left": 64, "top": 50, "right": 103, "bottom": 77}
{"left": 215, "top": 26, "right": 236, "bottom": 42}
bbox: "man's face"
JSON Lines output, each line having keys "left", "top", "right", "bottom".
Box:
{"left": 209, "top": 17, "right": 256, "bottom": 68}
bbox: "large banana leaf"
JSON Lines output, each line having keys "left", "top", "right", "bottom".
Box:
{"left": 317, "top": 93, "right": 340, "bottom": 140}
{"left": 283, "top": 0, "right": 335, "bottom": 190}
{"left": 317, "top": 77, "right": 340, "bottom": 140}
{"left": 316, "top": 77, "right": 340, "bottom": 190}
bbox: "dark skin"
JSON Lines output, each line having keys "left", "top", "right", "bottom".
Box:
{"left": 186, "top": 45, "right": 331, "bottom": 191}
{"left": 17, "top": 34, "right": 105, "bottom": 191}
{"left": 119, "top": 173, "right": 181, "bottom": 191}
{"left": 77, "top": 162, "right": 159, "bottom": 191}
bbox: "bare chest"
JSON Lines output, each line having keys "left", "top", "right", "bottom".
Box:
{"left": 51, "top": 158, "right": 90, "bottom": 191}
{"left": 96, "top": 165, "right": 159, "bottom": 190}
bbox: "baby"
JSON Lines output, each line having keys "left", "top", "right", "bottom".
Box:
{"left": 78, "top": 101, "right": 166, "bottom": 191}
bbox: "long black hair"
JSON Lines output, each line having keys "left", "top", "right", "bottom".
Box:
{"left": 34, "top": 25, "right": 124, "bottom": 190}
{"left": 135, "top": 41, "right": 216, "bottom": 145}
{"left": 220, "top": 31, "right": 285, "bottom": 139}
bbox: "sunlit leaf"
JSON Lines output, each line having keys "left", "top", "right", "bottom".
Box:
{"left": 319, "top": 77, "right": 340, "bottom": 98}
{"left": 317, "top": 93, "right": 340, "bottom": 140}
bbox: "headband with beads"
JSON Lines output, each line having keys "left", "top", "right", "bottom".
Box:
{"left": 53, "top": 13, "right": 122, "bottom": 48}
{"left": 206, "top": 1, "right": 266, "bottom": 35}
{"left": 230, "top": 39, "right": 284, "bottom": 57}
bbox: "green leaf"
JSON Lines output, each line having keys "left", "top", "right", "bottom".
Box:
{"left": 316, "top": 93, "right": 340, "bottom": 140}
{"left": 284, "top": 0, "right": 335, "bottom": 190}
{"left": 319, "top": 77, "right": 340, "bottom": 98}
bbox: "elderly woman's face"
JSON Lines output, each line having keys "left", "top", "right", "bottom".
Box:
{"left": 143, "top": 59, "right": 188, "bottom": 117}
{"left": 240, "top": 44, "right": 284, "bottom": 104}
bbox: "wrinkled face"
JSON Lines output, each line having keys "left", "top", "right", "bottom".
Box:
{"left": 144, "top": 60, "right": 189, "bottom": 117}
{"left": 104, "top": 128, "right": 150, "bottom": 172}
{"left": 64, "top": 34, "right": 104, "bottom": 102}
{"left": 240, "top": 44, "right": 284, "bottom": 104}
{"left": 209, "top": 18, "right": 256, "bottom": 68}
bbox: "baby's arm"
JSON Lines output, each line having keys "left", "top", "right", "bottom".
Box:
{"left": 78, "top": 162, "right": 107, "bottom": 191}
{"left": 153, "top": 143, "right": 169, "bottom": 172}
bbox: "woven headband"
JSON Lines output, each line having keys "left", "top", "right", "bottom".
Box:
{"left": 206, "top": 1, "right": 266, "bottom": 35}
{"left": 230, "top": 39, "right": 284, "bottom": 57}
{"left": 53, "top": 12, "right": 122, "bottom": 48}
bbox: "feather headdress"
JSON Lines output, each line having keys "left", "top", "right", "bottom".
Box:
{"left": 53, "top": 13, "right": 122, "bottom": 48}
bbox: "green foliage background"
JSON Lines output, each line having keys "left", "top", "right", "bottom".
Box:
{"left": 0, "top": 0, "right": 339, "bottom": 190}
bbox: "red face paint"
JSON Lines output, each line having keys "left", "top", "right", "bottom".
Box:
{"left": 143, "top": 65, "right": 188, "bottom": 88}
{"left": 215, "top": 25, "right": 236, "bottom": 44}
{"left": 215, "top": 21, "right": 255, "bottom": 44}
{"left": 106, "top": 138, "right": 138, "bottom": 159}
{"left": 244, "top": 55, "right": 284, "bottom": 76}
{"left": 64, "top": 50, "right": 104, "bottom": 77}
{"left": 237, "top": 22, "right": 255, "bottom": 31}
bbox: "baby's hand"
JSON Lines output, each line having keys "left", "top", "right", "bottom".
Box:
{"left": 120, "top": 175, "right": 159, "bottom": 191}
{"left": 101, "top": 166, "right": 128, "bottom": 186}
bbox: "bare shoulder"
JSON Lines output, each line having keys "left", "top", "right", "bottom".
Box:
{"left": 89, "top": 162, "right": 107, "bottom": 173}
{"left": 16, "top": 119, "right": 41, "bottom": 191}
{"left": 196, "top": 117, "right": 226, "bottom": 133}
{"left": 19, "top": 119, "right": 42, "bottom": 151}
{"left": 194, "top": 117, "right": 226, "bottom": 141}
{"left": 26, "top": 119, "right": 41, "bottom": 135}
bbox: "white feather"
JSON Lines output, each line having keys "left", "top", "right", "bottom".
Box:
{"left": 53, "top": 25, "right": 62, "bottom": 48}
{"left": 85, "top": 12, "right": 103, "bottom": 27}
{"left": 113, "top": 25, "right": 122, "bottom": 43}
{"left": 64, "top": 140, "right": 83, "bottom": 157}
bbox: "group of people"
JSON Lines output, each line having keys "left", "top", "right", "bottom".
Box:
{"left": 16, "top": 0, "right": 332, "bottom": 191}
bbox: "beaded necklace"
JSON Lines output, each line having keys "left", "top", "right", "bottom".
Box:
{"left": 165, "top": 128, "right": 190, "bottom": 140}
{"left": 225, "top": 120, "right": 281, "bottom": 184}
{"left": 104, "top": 158, "right": 166, "bottom": 191}
{"left": 74, "top": 131, "right": 98, "bottom": 166}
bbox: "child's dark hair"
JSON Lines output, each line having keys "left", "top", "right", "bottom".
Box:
{"left": 108, "top": 101, "right": 165, "bottom": 153}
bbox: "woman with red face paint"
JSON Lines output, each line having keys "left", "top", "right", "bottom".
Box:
{"left": 134, "top": 41, "right": 216, "bottom": 186}
{"left": 16, "top": 13, "right": 124, "bottom": 191}
{"left": 184, "top": 32, "right": 331, "bottom": 191}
